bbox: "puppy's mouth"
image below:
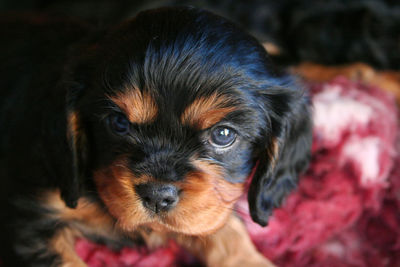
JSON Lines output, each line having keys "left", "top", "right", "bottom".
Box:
{"left": 94, "top": 159, "right": 249, "bottom": 235}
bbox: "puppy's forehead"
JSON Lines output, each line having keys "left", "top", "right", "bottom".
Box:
{"left": 99, "top": 7, "right": 266, "bottom": 127}
{"left": 109, "top": 85, "right": 240, "bottom": 128}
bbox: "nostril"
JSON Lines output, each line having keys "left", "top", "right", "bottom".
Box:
{"left": 157, "top": 189, "right": 178, "bottom": 211}
{"left": 160, "top": 196, "right": 175, "bottom": 208}
{"left": 161, "top": 199, "right": 169, "bottom": 206}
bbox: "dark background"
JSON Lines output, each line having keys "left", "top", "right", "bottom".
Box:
{"left": 1, "top": 0, "right": 400, "bottom": 69}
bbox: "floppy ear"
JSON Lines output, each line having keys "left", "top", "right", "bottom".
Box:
{"left": 248, "top": 86, "right": 312, "bottom": 226}
{"left": 58, "top": 38, "right": 100, "bottom": 208}
{"left": 57, "top": 33, "right": 105, "bottom": 208}
{"left": 60, "top": 83, "right": 88, "bottom": 208}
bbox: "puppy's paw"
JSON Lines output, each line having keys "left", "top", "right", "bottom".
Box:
{"left": 225, "top": 253, "right": 276, "bottom": 267}
{"left": 60, "top": 259, "right": 87, "bottom": 267}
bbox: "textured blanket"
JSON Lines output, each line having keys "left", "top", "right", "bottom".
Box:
{"left": 75, "top": 77, "right": 400, "bottom": 267}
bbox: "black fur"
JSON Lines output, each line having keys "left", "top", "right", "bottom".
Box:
{"left": 0, "top": 7, "right": 312, "bottom": 266}
{"left": 162, "top": 0, "right": 400, "bottom": 69}
{"left": 248, "top": 87, "right": 312, "bottom": 225}
{"left": 279, "top": 0, "right": 400, "bottom": 69}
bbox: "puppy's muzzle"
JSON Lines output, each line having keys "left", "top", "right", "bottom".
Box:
{"left": 136, "top": 183, "right": 179, "bottom": 213}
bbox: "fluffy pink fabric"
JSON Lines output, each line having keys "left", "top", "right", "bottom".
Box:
{"left": 75, "top": 239, "right": 195, "bottom": 267}
{"left": 237, "top": 77, "right": 400, "bottom": 267}
{"left": 76, "top": 77, "right": 400, "bottom": 267}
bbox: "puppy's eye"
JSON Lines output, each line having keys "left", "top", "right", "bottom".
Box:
{"left": 109, "top": 113, "right": 130, "bottom": 135}
{"left": 210, "top": 126, "right": 237, "bottom": 148}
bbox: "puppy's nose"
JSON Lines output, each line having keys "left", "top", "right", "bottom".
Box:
{"left": 136, "top": 183, "right": 179, "bottom": 213}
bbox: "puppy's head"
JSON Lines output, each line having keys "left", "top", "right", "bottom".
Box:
{"left": 62, "top": 7, "right": 312, "bottom": 235}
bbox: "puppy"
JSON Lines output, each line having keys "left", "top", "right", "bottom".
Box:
{"left": 0, "top": 7, "right": 312, "bottom": 267}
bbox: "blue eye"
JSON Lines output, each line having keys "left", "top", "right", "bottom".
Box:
{"left": 109, "top": 113, "right": 130, "bottom": 135}
{"left": 210, "top": 126, "right": 237, "bottom": 147}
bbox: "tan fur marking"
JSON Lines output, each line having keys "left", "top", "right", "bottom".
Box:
{"left": 268, "top": 137, "right": 280, "bottom": 169}
{"left": 175, "top": 215, "right": 276, "bottom": 267}
{"left": 66, "top": 111, "right": 83, "bottom": 149}
{"left": 93, "top": 158, "right": 153, "bottom": 231}
{"left": 49, "top": 228, "right": 86, "bottom": 267}
{"left": 292, "top": 62, "right": 375, "bottom": 83}
{"left": 292, "top": 62, "right": 400, "bottom": 104}
{"left": 111, "top": 89, "right": 157, "bottom": 123}
{"left": 42, "top": 190, "right": 116, "bottom": 238}
{"left": 93, "top": 157, "right": 245, "bottom": 236}
{"left": 41, "top": 166, "right": 269, "bottom": 266}
{"left": 181, "top": 93, "right": 236, "bottom": 129}
{"left": 67, "top": 112, "right": 79, "bottom": 140}
{"left": 262, "top": 42, "right": 281, "bottom": 56}
{"left": 135, "top": 227, "right": 170, "bottom": 249}
{"left": 66, "top": 111, "right": 87, "bottom": 165}
{"left": 166, "top": 160, "right": 245, "bottom": 235}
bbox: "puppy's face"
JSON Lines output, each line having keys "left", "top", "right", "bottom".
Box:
{"left": 64, "top": 7, "right": 312, "bottom": 235}
{"left": 91, "top": 88, "right": 253, "bottom": 235}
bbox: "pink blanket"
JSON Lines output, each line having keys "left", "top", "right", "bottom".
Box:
{"left": 76, "top": 77, "right": 400, "bottom": 267}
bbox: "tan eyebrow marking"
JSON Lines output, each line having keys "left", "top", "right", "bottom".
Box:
{"left": 110, "top": 89, "right": 158, "bottom": 124}
{"left": 180, "top": 93, "right": 237, "bottom": 129}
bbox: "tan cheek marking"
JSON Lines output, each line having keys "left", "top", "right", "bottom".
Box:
{"left": 165, "top": 160, "right": 245, "bottom": 235}
{"left": 181, "top": 93, "right": 237, "bottom": 129}
{"left": 195, "top": 160, "right": 244, "bottom": 203}
{"left": 93, "top": 159, "right": 153, "bottom": 231}
{"left": 110, "top": 89, "right": 158, "bottom": 123}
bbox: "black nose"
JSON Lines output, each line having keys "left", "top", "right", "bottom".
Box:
{"left": 135, "top": 183, "right": 179, "bottom": 213}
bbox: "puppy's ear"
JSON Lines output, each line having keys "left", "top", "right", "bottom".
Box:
{"left": 61, "top": 84, "right": 88, "bottom": 208}
{"left": 58, "top": 34, "right": 103, "bottom": 208}
{"left": 248, "top": 85, "right": 312, "bottom": 226}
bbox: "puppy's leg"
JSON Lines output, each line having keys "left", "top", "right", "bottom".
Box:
{"left": 48, "top": 227, "right": 86, "bottom": 267}
{"left": 4, "top": 201, "right": 87, "bottom": 267}
{"left": 7, "top": 191, "right": 126, "bottom": 267}
{"left": 177, "top": 215, "right": 276, "bottom": 267}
